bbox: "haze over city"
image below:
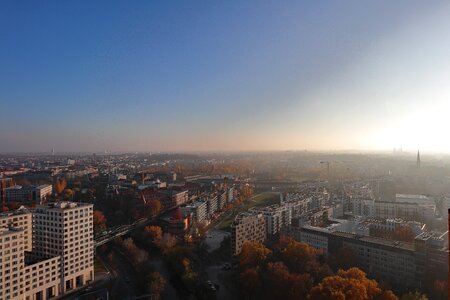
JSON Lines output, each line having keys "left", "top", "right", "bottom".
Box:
{"left": 1, "top": 2, "right": 450, "bottom": 300}
{"left": 1, "top": 1, "right": 450, "bottom": 153}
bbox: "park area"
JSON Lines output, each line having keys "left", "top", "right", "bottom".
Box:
{"left": 218, "top": 192, "right": 281, "bottom": 231}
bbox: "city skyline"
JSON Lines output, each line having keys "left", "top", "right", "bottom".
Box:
{"left": 1, "top": 1, "right": 450, "bottom": 153}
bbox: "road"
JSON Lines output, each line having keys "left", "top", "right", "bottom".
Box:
{"left": 203, "top": 228, "right": 237, "bottom": 300}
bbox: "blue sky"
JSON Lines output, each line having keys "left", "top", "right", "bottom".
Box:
{"left": 1, "top": 1, "right": 449, "bottom": 152}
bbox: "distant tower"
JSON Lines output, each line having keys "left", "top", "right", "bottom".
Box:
{"left": 416, "top": 150, "right": 421, "bottom": 169}
{"left": 51, "top": 148, "right": 55, "bottom": 156}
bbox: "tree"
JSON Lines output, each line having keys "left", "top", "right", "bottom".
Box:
{"left": 265, "top": 262, "right": 312, "bottom": 300}
{"left": 400, "top": 292, "right": 428, "bottom": 300}
{"left": 63, "top": 188, "right": 75, "bottom": 200}
{"left": 240, "top": 268, "right": 261, "bottom": 299}
{"left": 148, "top": 199, "right": 162, "bottom": 216}
{"left": 160, "top": 232, "right": 178, "bottom": 253}
{"left": 147, "top": 272, "right": 166, "bottom": 299}
{"left": 93, "top": 210, "right": 107, "bottom": 233}
{"left": 239, "top": 240, "right": 272, "bottom": 269}
{"left": 279, "top": 239, "right": 326, "bottom": 277}
{"left": 310, "top": 267, "right": 398, "bottom": 300}
{"left": 144, "top": 226, "right": 162, "bottom": 244}
{"left": 121, "top": 237, "right": 149, "bottom": 266}
{"left": 378, "top": 290, "right": 400, "bottom": 300}
{"left": 54, "top": 178, "right": 67, "bottom": 195}
{"left": 328, "top": 246, "right": 356, "bottom": 271}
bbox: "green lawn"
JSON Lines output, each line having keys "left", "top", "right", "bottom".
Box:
{"left": 218, "top": 192, "right": 280, "bottom": 231}
{"left": 251, "top": 192, "right": 281, "bottom": 207}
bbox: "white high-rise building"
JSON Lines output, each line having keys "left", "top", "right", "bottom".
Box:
{"left": 0, "top": 202, "right": 94, "bottom": 300}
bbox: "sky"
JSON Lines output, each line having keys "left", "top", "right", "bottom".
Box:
{"left": 1, "top": 1, "right": 450, "bottom": 153}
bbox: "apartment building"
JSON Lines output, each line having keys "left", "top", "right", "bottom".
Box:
{"left": 231, "top": 212, "right": 266, "bottom": 255}
{"left": 181, "top": 199, "right": 208, "bottom": 224}
{"left": 251, "top": 204, "right": 290, "bottom": 237}
{"left": 329, "top": 232, "right": 417, "bottom": 291}
{"left": 350, "top": 198, "right": 436, "bottom": 222}
{"left": 4, "top": 184, "right": 52, "bottom": 203}
{"left": 0, "top": 202, "right": 94, "bottom": 300}
{"left": 206, "top": 195, "right": 218, "bottom": 218}
{"left": 159, "top": 190, "right": 189, "bottom": 208}
{"left": 297, "top": 225, "right": 330, "bottom": 253}
{"left": 292, "top": 225, "right": 448, "bottom": 293}
{"left": 226, "top": 186, "right": 235, "bottom": 203}
{"left": 217, "top": 191, "right": 227, "bottom": 211}
{"left": 33, "top": 202, "right": 94, "bottom": 292}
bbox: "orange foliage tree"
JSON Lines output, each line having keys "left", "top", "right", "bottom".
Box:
{"left": 239, "top": 240, "right": 272, "bottom": 269}
{"left": 310, "top": 267, "right": 398, "bottom": 300}
{"left": 148, "top": 199, "right": 162, "bottom": 216}
{"left": 93, "top": 210, "right": 107, "bottom": 233}
{"left": 278, "top": 238, "right": 331, "bottom": 279}
{"left": 146, "top": 272, "right": 166, "bottom": 300}
{"left": 144, "top": 225, "right": 162, "bottom": 243}
{"left": 240, "top": 267, "right": 261, "bottom": 298}
{"left": 54, "top": 178, "right": 67, "bottom": 195}
{"left": 265, "top": 261, "right": 313, "bottom": 300}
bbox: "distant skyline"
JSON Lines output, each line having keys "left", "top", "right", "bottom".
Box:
{"left": 1, "top": 1, "right": 450, "bottom": 153}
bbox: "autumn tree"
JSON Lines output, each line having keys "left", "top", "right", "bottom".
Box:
{"left": 163, "top": 246, "right": 198, "bottom": 290}
{"left": 278, "top": 238, "right": 331, "bottom": 279}
{"left": 265, "top": 262, "right": 312, "bottom": 300}
{"left": 239, "top": 240, "right": 272, "bottom": 269}
{"left": 328, "top": 246, "right": 356, "bottom": 271}
{"left": 144, "top": 225, "right": 163, "bottom": 244}
{"left": 310, "top": 267, "right": 398, "bottom": 300}
{"left": 148, "top": 199, "right": 162, "bottom": 216}
{"left": 240, "top": 268, "right": 261, "bottom": 299}
{"left": 93, "top": 210, "right": 107, "bottom": 233}
{"left": 159, "top": 232, "right": 178, "bottom": 253}
{"left": 121, "top": 237, "right": 149, "bottom": 266}
{"left": 63, "top": 188, "right": 75, "bottom": 200}
{"left": 54, "top": 178, "right": 67, "bottom": 195}
{"left": 240, "top": 184, "right": 254, "bottom": 201}
{"left": 400, "top": 292, "right": 428, "bottom": 300}
{"left": 147, "top": 272, "right": 166, "bottom": 299}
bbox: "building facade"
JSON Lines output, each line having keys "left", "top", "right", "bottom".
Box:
{"left": 231, "top": 212, "right": 266, "bottom": 255}
{"left": 291, "top": 225, "right": 448, "bottom": 293}
{"left": 4, "top": 184, "right": 52, "bottom": 203}
{"left": 0, "top": 202, "right": 94, "bottom": 300}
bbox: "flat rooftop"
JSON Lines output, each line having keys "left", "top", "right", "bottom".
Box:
{"left": 332, "top": 231, "right": 416, "bottom": 252}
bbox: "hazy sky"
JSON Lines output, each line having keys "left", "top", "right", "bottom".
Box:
{"left": 1, "top": 1, "right": 450, "bottom": 153}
